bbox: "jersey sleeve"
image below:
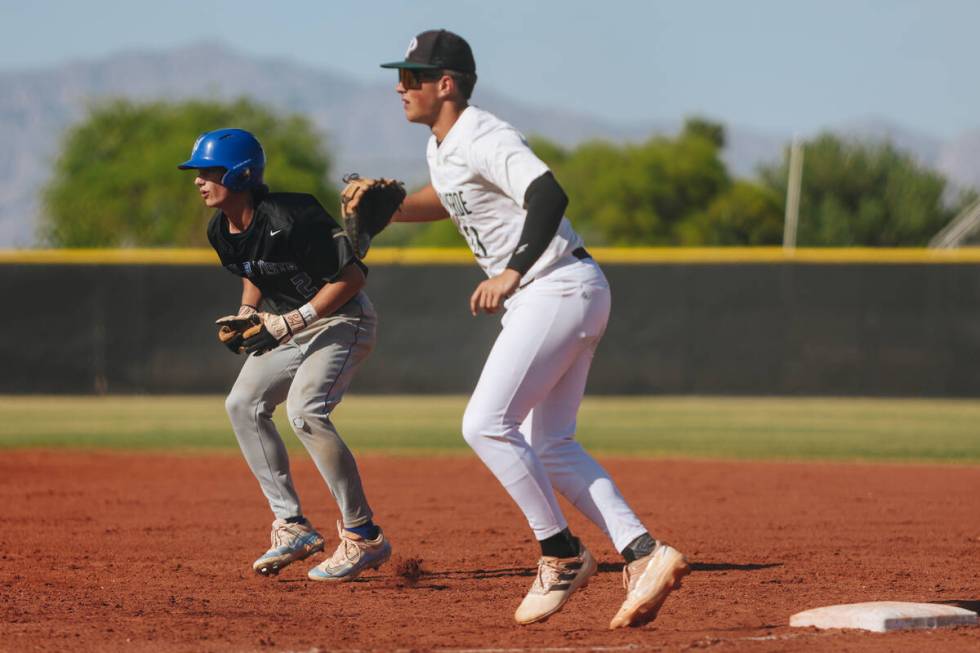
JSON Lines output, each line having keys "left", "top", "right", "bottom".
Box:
{"left": 468, "top": 127, "right": 550, "bottom": 207}
{"left": 288, "top": 198, "right": 364, "bottom": 283}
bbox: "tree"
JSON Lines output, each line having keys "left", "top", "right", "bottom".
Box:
{"left": 678, "top": 181, "right": 784, "bottom": 245}
{"left": 682, "top": 117, "right": 726, "bottom": 148}
{"left": 531, "top": 118, "right": 732, "bottom": 245}
{"left": 759, "top": 134, "right": 973, "bottom": 246}
{"left": 41, "top": 99, "right": 337, "bottom": 247}
{"left": 365, "top": 117, "right": 786, "bottom": 249}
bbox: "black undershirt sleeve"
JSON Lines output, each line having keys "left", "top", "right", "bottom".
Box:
{"left": 505, "top": 171, "right": 568, "bottom": 275}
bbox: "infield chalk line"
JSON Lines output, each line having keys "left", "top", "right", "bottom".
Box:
{"left": 435, "top": 633, "right": 810, "bottom": 652}
{"left": 439, "top": 646, "right": 645, "bottom": 653}
{"left": 276, "top": 633, "right": 812, "bottom": 653}
{"left": 276, "top": 647, "right": 648, "bottom": 653}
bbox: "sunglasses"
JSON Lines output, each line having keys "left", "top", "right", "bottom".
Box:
{"left": 398, "top": 68, "right": 445, "bottom": 90}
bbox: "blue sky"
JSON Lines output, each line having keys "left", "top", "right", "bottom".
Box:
{"left": 2, "top": 0, "right": 976, "bottom": 138}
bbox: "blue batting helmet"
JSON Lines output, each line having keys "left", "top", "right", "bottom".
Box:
{"left": 178, "top": 128, "right": 266, "bottom": 192}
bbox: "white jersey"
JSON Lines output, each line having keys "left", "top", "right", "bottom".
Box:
{"left": 426, "top": 106, "right": 584, "bottom": 281}
{"left": 425, "top": 110, "right": 648, "bottom": 562}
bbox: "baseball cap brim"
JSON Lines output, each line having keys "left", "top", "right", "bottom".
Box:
{"left": 379, "top": 60, "right": 441, "bottom": 70}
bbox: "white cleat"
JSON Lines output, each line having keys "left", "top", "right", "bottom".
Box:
{"left": 514, "top": 545, "right": 597, "bottom": 625}
{"left": 609, "top": 542, "right": 690, "bottom": 629}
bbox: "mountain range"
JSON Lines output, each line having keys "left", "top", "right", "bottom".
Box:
{"left": 1, "top": 42, "right": 977, "bottom": 247}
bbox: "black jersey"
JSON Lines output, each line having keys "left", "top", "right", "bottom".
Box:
{"left": 207, "top": 192, "right": 365, "bottom": 314}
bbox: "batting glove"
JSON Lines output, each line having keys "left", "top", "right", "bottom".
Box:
{"left": 243, "top": 304, "right": 317, "bottom": 356}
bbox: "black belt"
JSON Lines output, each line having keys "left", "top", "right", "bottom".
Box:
{"left": 516, "top": 247, "right": 593, "bottom": 292}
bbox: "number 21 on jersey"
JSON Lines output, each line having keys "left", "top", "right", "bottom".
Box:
{"left": 460, "top": 222, "right": 488, "bottom": 258}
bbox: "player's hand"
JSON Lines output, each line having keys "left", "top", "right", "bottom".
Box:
{"left": 470, "top": 269, "right": 522, "bottom": 316}
{"left": 215, "top": 305, "right": 259, "bottom": 354}
{"left": 242, "top": 311, "right": 305, "bottom": 356}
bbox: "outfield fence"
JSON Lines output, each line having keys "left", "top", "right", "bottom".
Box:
{"left": 4, "top": 247, "right": 980, "bottom": 396}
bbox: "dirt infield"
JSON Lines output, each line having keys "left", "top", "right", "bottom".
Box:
{"left": 2, "top": 451, "right": 978, "bottom": 652}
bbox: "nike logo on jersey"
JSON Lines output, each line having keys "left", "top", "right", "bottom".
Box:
{"left": 270, "top": 229, "right": 283, "bottom": 237}
{"left": 515, "top": 243, "right": 528, "bottom": 255}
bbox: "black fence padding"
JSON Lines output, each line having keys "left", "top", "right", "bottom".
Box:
{"left": 3, "top": 263, "right": 979, "bottom": 396}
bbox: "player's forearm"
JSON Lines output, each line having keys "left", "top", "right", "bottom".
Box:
{"left": 393, "top": 184, "right": 450, "bottom": 222}
{"left": 240, "top": 278, "right": 262, "bottom": 310}
{"left": 506, "top": 172, "right": 568, "bottom": 274}
{"left": 306, "top": 262, "right": 366, "bottom": 318}
{"left": 237, "top": 264, "right": 365, "bottom": 354}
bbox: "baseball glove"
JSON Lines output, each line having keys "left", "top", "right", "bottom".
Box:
{"left": 340, "top": 173, "right": 406, "bottom": 258}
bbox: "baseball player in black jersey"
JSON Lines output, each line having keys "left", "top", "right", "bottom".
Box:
{"left": 179, "top": 128, "right": 391, "bottom": 581}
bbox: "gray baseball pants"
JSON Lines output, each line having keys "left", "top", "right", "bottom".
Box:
{"left": 224, "top": 292, "right": 377, "bottom": 527}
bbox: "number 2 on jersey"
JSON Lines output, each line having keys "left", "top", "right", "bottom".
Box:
{"left": 290, "top": 272, "right": 317, "bottom": 299}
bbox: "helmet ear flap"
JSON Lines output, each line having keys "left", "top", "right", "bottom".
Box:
{"left": 222, "top": 161, "right": 262, "bottom": 192}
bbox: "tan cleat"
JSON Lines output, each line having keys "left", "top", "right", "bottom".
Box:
{"left": 307, "top": 521, "right": 391, "bottom": 582}
{"left": 609, "top": 542, "right": 690, "bottom": 629}
{"left": 514, "top": 546, "right": 597, "bottom": 625}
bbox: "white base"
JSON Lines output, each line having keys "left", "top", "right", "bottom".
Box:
{"left": 790, "top": 601, "right": 977, "bottom": 633}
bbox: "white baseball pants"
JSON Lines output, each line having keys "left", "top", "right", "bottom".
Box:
{"left": 462, "top": 258, "right": 648, "bottom": 552}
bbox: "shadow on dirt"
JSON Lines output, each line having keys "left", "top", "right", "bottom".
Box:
{"left": 425, "top": 566, "right": 537, "bottom": 580}
{"left": 689, "top": 561, "right": 783, "bottom": 572}
{"left": 935, "top": 599, "right": 980, "bottom": 612}
{"left": 420, "top": 561, "right": 785, "bottom": 578}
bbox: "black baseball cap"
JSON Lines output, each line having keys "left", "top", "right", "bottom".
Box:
{"left": 380, "top": 29, "right": 476, "bottom": 74}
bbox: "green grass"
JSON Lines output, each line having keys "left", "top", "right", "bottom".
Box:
{"left": 1, "top": 395, "right": 979, "bottom": 463}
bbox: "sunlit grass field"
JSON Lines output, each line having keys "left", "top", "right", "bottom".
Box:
{"left": 1, "top": 395, "right": 979, "bottom": 463}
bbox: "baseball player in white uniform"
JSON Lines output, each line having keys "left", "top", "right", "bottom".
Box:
{"left": 378, "top": 30, "right": 690, "bottom": 628}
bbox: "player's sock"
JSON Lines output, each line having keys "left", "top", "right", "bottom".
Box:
{"left": 539, "top": 528, "right": 580, "bottom": 558}
{"left": 346, "top": 521, "right": 380, "bottom": 540}
{"left": 621, "top": 532, "right": 657, "bottom": 563}
{"left": 284, "top": 515, "right": 307, "bottom": 525}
